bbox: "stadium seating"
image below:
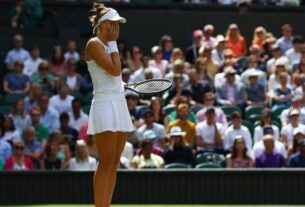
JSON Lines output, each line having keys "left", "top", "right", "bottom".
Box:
{"left": 164, "top": 163, "right": 189, "bottom": 169}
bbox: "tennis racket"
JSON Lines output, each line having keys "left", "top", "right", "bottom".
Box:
{"left": 124, "top": 79, "right": 172, "bottom": 95}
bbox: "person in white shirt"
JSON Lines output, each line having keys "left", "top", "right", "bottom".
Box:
{"left": 223, "top": 111, "right": 252, "bottom": 153}
{"left": 49, "top": 85, "right": 74, "bottom": 114}
{"left": 212, "top": 35, "right": 226, "bottom": 67}
{"left": 202, "top": 24, "right": 216, "bottom": 48}
{"left": 131, "top": 56, "right": 162, "bottom": 83}
{"left": 196, "top": 107, "right": 224, "bottom": 153}
{"left": 280, "top": 94, "right": 305, "bottom": 126}
{"left": 266, "top": 44, "right": 282, "bottom": 74}
{"left": 68, "top": 99, "right": 89, "bottom": 131}
{"left": 214, "top": 65, "right": 242, "bottom": 89}
{"left": 285, "top": 35, "right": 303, "bottom": 65}
{"left": 164, "top": 59, "right": 189, "bottom": 87}
{"left": 23, "top": 46, "right": 42, "bottom": 77}
{"left": 68, "top": 140, "right": 97, "bottom": 171}
{"left": 0, "top": 116, "right": 21, "bottom": 144}
{"left": 281, "top": 108, "right": 305, "bottom": 148}
{"left": 64, "top": 40, "right": 80, "bottom": 62}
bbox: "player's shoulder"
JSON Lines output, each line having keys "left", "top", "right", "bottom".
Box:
{"left": 86, "top": 37, "right": 100, "bottom": 48}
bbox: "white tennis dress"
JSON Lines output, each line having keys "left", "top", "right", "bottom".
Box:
{"left": 87, "top": 37, "right": 134, "bottom": 135}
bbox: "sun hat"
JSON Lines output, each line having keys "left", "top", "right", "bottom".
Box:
{"left": 169, "top": 126, "right": 186, "bottom": 137}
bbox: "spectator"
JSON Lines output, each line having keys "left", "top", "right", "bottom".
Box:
{"left": 223, "top": 111, "right": 252, "bottom": 154}
{"left": 49, "top": 85, "right": 74, "bottom": 114}
{"left": 198, "top": 45, "right": 220, "bottom": 80}
{"left": 23, "top": 46, "right": 42, "bottom": 77}
{"left": 49, "top": 46, "right": 67, "bottom": 77}
{"left": 186, "top": 68, "right": 213, "bottom": 104}
{"left": 79, "top": 122, "right": 89, "bottom": 143}
{"left": 167, "top": 104, "right": 196, "bottom": 147}
{"left": 28, "top": 107, "right": 49, "bottom": 146}
{"left": 76, "top": 48, "right": 88, "bottom": 76}
{"left": 5, "top": 140, "right": 34, "bottom": 171}
{"left": 127, "top": 46, "right": 142, "bottom": 72}
{"left": 226, "top": 135, "right": 254, "bottom": 168}
{"left": 194, "top": 58, "right": 212, "bottom": 83}
{"left": 280, "top": 94, "right": 305, "bottom": 126}
{"left": 59, "top": 113, "right": 78, "bottom": 152}
{"left": 163, "top": 126, "right": 194, "bottom": 167}
{"left": 214, "top": 65, "right": 242, "bottom": 89}
{"left": 0, "top": 135, "right": 12, "bottom": 166}
{"left": 196, "top": 92, "right": 228, "bottom": 128}
{"left": 40, "top": 144, "right": 64, "bottom": 170}
{"left": 241, "top": 55, "right": 267, "bottom": 86}
{"left": 48, "top": 130, "right": 71, "bottom": 167}
{"left": 38, "top": 93, "right": 60, "bottom": 132}
{"left": 68, "top": 140, "right": 97, "bottom": 171}
{"left": 24, "top": 83, "right": 43, "bottom": 112}
{"left": 165, "top": 59, "right": 189, "bottom": 86}
{"left": 169, "top": 48, "right": 186, "bottom": 67}
{"left": 3, "top": 60, "right": 30, "bottom": 94}
{"left": 276, "top": 24, "right": 293, "bottom": 55}
{"left": 272, "top": 72, "right": 293, "bottom": 110}
{"left": 23, "top": 126, "right": 42, "bottom": 168}
{"left": 64, "top": 40, "right": 80, "bottom": 62}
{"left": 216, "top": 66, "right": 245, "bottom": 107}
{"left": 254, "top": 108, "right": 280, "bottom": 143}
{"left": 185, "top": 30, "right": 203, "bottom": 64}
{"left": 68, "top": 99, "right": 89, "bottom": 132}
{"left": 121, "top": 68, "right": 132, "bottom": 84}
{"left": 285, "top": 35, "right": 303, "bottom": 65}
{"left": 287, "top": 128, "right": 305, "bottom": 158}
{"left": 31, "top": 61, "right": 56, "bottom": 92}
{"left": 4, "top": 34, "right": 30, "bottom": 70}
{"left": 281, "top": 109, "right": 305, "bottom": 148}
{"left": 288, "top": 139, "right": 305, "bottom": 167}
{"left": 125, "top": 91, "right": 142, "bottom": 127}
{"left": 202, "top": 24, "right": 216, "bottom": 48}
{"left": 196, "top": 107, "right": 224, "bottom": 153}
{"left": 136, "top": 130, "right": 164, "bottom": 157}
{"left": 1, "top": 116, "right": 21, "bottom": 144}
{"left": 131, "top": 140, "right": 164, "bottom": 169}
{"left": 149, "top": 46, "right": 169, "bottom": 77}
{"left": 60, "top": 58, "right": 82, "bottom": 92}
{"left": 252, "top": 26, "right": 267, "bottom": 51}
{"left": 164, "top": 74, "right": 190, "bottom": 106}
{"left": 225, "top": 24, "right": 247, "bottom": 58}
{"left": 255, "top": 134, "right": 286, "bottom": 168}
{"left": 136, "top": 109, "right": 166, "bottom": 147}
{"left": 292, "top": 62, "right": 305, "bottom": 88}
{"left": 87, "top": 135, "right": 99, "bottom": 161}
{"left": 266, "top": 44, "right": 282, "bottom": 75}
{"left": 117, "top": 40, "right": 130, "bottom": 63}
{"left": 212, "top": 35, "right": 226, "bottom": 66}
{"left": 160, "top": 35, "right": 173, "bottom": 62}
{"left": 300, "top": 46, "right": 305, "bottom": 64}
{"left": 9, "top": 99, "right": 31, "bottom": 134}
{"left": 131, "top": 56, "right": 162, "bottom": 83}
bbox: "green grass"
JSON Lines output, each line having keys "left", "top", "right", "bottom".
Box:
{"left": 4, "top": 205, "right": 305, "bottom": 207}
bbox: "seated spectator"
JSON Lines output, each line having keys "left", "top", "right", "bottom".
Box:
{"left": 49, "top": 85, "right": 74, "bottom": 114}
{"left": 28, "top": 107, "right": 49, "bottom": 147}
{"left": 212, "top": 35, "right": 226, "bottom": 67}
{"left": 24, "top": 83, "right": 43, "bottom": 112}
{"left": 202, "top": 24, "right": 216, "bottom": 48}
{"left": 186, "top": 68, "right": 213, "bottom": 104}
{"left": 214, "top": 65, "right": 242, "bottom": 89}
{"left": 127, "top": 46, "right": 142, "bottom": 72}
{"left": 195, "top": 92, "right": 228, "bottom": 129}
{"left": 223, "top": 111, "right": 252, "bottom": 154}
{"left": 5, "top": 140, "right": 34, "bottom": 171}
{"left": 244, "top": 69, "right": 268, "bottom": 107}
{"left": 198, "top": 45, "right": 220, "bottom": 80}
{"left": 185, "top": 30, "right": 203, "bottom": 65}
{"left": 216, "top": 66, "right": 245, "bottom": 108}
{"left": 31, "top": 61, "right": 55, "bottom": 92}
{"left": 0, "top": 136, "right": 12, "bottom": 166}
{"left": 266, "top": 44, "right": 282, "bottom": 75}
{"left": 280, "top": 94, "right": 305, "bottom": 126}
{"left": 225, "top": 24, "right": 247, "bottom": 58}
{"left": 59, "top": 113, "right": 78, "bottom": 153}
{"left": 226, "top": 135, "right": 254, "bottom": 168}
{"left": 276, "top": 24, "right": 293, "bottom": 55}
{"left": 285, "top": 35, "right": 303, "bottom": 66}
{"left": 167, "top": 104, "right": 196, "bottom": 147}
{"left": 292, "top": 63, "right": 305, "bottom": 88}
{"left": 1, "top": 116, "right": 21, "bottom": 144}
{"left": 281, "top": 109, "right": 305, "bottom": 148}
{"left": 125, "top": 91, "right": 143, "bottom": 128}
{"left": 255, "top": 134, "right": 286, "bottom": 168}
{"left": 9, "top": 99, "right": 31, "bottom": 134}
{"left": 164, "top": 74, "right": 190, "bottom": 106}
{"left": 68, "top": 140, "right": 97, "bottom": 171}
{"left": 60, "top": 59, "right": 82, "bottom": 92}
{"left": 79, "top": 122, "right": 89, "bottom": 143}
{"left": 49, "top": 46, "right": 67, "bottom": 77}
{"left": 136, "top": 130, "right": 163, "bottom": 157}
{"left": 288, "top": 139, "right": 305, "bottom": 168}
{"left": 149, "top": 46, "right": 168, "bottom": 77}
{"left": 38, "top": 93, "right": 60, "bottom": 132}
{"left": 40, "top": 144, "right": 64, "bottom": 170}
{"left": 4, "top": 34, "right": 30, "bottom": 70}
{"left": 165, "top": 59, "right": 189, "bottom": 86}
{"left": 68, "top": 99, "right": 88, "bottom": 132}
{"left": 121, "top": 68, "right": 132, "bottom": 84}
{"left": 131, "top": 56, "right": 162, "bottom": 83}
{"left": 131, "top": 140, "right": 164, "bottom": 169}
{"left": 194, "top": 58, "right": 212, "bottom": 83}
{"left": 272, "top": 72, "right": 293, "bottom": 110}
{"left": 252, "top": 26, "right": 267, "bottom": 51}
{"left": 3, "top": 60, "right": 30, "bottom": 94}
{"left": 163, "top": 126, "right": 194, "bottom": 167}
{"left": 23, "top": 126, "right": 42, "bottom": 169}
{"left": 252, "top": 127, "right": 287, "bottom": 159}
{"left": 241, "top": 56, "right": 267, "bottom": 86}
{"left": 160, "top": 35, "right": 174, "bottom": 62}
{"left": 64, "top": 40, "right": 80, "bottom": 62}
{"left": 196, "top": 107, "right": 224, "bottom": 154}
{"left": 287, "top": 128, "right": 305, "bottom": 158}
{"left": 87, "top": 135, "right": 99, "bottom": 161}
{"left": 117, "top": 40, "right": 130, "bottom": 63}
{"left": 23, "top": 46, "right": 42, "bottom": 77}
{"left": 136, "top": 109, "right": 166, "bottom": 147}
{"left": 254, "top": 108, "right": 280, "bottom": 143}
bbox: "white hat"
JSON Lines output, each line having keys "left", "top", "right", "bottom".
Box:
{"left": 143, "top": 130, "right": 157, "bottom": 140}
{"left": 204, "top": 24, "right": 214, "bottom": 32}
{"left": 275, "top": 57, "right": 289, "bottom": 67}
{"left": 293, "top": 127, "right": 305, "bottom": 136}
{"left": 169, "top": 126, "right": 186, "bottom": 137}
{"left": 246, "top": 68, "right": 263, "bottom": 82}
{"left": 215, "top": 35, "right": 225, "bottom": 46}
{"left": 151, "top": 46, "right": 161, "bottom": 55}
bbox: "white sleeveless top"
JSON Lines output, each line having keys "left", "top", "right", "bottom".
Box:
{"left": 86, "top": 37, "right": 124, "bottom": 95}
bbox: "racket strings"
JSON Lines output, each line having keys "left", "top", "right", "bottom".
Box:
{"left": 135, "top": 80, "right": 171, "bottom": 93}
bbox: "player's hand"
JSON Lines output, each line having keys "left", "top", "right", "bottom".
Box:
{"left": 108, "top": 22, "right": 120, "bottom": 41}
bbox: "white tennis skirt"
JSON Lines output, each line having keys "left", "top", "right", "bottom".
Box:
{"left": 87, "top": 92, "right": 134, "bottom": 135}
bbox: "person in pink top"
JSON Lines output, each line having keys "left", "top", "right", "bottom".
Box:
{"left": 49, "top": 46, "right": 67, "bottom": 77}
{"left": 149, "top": 46, "right": 168, "bottom": 77}
{"left": 226, "top": 24, "right": 247, "bottom": 58}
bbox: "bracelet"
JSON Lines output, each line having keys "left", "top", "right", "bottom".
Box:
{"left": 108, "top": 41, "right": 118, "bottom": 54}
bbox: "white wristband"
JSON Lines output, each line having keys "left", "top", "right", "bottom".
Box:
{"left": 108, "top": 41, "right": 118, "bottom": 54}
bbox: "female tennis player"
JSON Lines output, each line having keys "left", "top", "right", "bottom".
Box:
{"left": 85, "top": 3, "right": 134, "bottom": 207}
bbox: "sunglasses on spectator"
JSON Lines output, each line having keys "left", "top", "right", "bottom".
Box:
{"left": 14, "top": 146, "right": 24, "bottom": 150}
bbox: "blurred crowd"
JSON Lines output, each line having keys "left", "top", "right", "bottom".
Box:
{"left": 1, "top": 22, "right": 305, "bottom": 171}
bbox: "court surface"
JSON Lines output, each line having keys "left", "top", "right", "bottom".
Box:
{"left": 5, "top": 205, "right": 305, "bottom": 207}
